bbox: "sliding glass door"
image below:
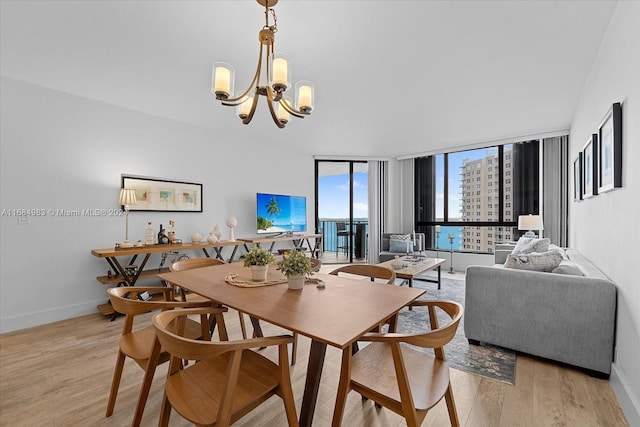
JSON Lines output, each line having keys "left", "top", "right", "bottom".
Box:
{"left": 315, "top": 160, "right": 368, "bottom": 264}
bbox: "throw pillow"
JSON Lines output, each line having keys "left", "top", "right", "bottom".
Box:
{"left": 389, "top": 239, "right": 413, "bottom": 254}
{"left": 512, "top": 236, "right": 550, "bottom": 255}
{"left": 548, "top": 244, "right": 568, "bottom": 260}
{"left": 504, "top": 250, "right": 563, "bottom": 272}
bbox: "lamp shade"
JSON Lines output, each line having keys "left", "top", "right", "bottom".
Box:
{"left": 119, "top": 189, "right": 137, "bottom": 207}
{"left": 518, "top": 214, "right": 543, "bottom": 231}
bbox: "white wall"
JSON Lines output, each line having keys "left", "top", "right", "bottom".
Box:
{"left": 0, "top": 77, "right": 315, "bottom": 333}
{"left": 569, "top": 2, "right": 640, "bottom": 423}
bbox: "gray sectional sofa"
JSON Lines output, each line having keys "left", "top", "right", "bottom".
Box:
{"left": 464, "top": 243, "right": 616, "bottom": 376}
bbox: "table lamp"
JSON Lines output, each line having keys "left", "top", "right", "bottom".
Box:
{"left": 119, "top": 189, "right": 137, "bottom": 248}
{"left": 518, "top": 214, "right": 543, "bottom": 238}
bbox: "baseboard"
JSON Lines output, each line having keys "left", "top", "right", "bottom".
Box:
{"left": 610, "top": 363, "right": 640, "bottom": 426}
{"left": 0, "top": 299, "right": 105, "bottom": 334}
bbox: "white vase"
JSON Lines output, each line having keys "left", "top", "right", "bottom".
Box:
{"left": 213, "top": 225, "right": 222, "bottom": 240}
{"left": 287, "top": 274, "right": 305, "bottom": 290}
{"left": 251, "top": 265, "right": 268, "bottom": 282}
{"left": 191, "top": 232, "right": 202, "bottom": 243}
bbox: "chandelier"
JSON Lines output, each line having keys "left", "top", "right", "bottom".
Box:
{"left": 211, "top": 0, "right": 314, "bottom": 128}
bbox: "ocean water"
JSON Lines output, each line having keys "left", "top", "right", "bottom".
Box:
{"left": 434, "top": 226, "right": 463, "bottom": 250}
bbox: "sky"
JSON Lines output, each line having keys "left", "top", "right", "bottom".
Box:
{"left": 438, "top": 146, "right": 499, "bottom": 220}
{"left": 318, "top": 171, "right": 368, "bottom": 219}
{"left": 317, "top": 146, "right": 500, "bottom": 221}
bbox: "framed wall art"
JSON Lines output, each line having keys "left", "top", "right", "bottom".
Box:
{"left": 121, "top": 174, "right": 203, "bottom": 212}
{"left": 598, "top": 102, "right": 622, "bottom": 193}
{"left": 573, "top": 153, "right": 583, "bottom": 202}
{"left": 582, "top": 133, "right": 598, "bottom": 199}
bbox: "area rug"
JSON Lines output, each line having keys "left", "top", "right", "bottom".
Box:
{"left": 395, "top": 273, "right": 516, "bottom": 385}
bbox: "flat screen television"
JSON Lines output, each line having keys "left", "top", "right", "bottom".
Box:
{"left": 256, "top": 192, "right": 307, "bottom": 235}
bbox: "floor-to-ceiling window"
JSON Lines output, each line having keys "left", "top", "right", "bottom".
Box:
{"left": 315, "top": 160, "right": 368, "bottom": 263}
{"left": 415, "top": 140, "right": 540, "bottom": 254}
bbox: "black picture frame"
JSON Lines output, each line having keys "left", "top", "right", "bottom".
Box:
{"left": 598, "top": 102, "right": 622, "bottom": 193}
{"left": 582, "top": 133, "right": 598, "bottom": 199}
{"left": 121, "top": 174, "right": 203, "bottom": 212}
{"left": 573, "top": 153, "right": 583, "bottom": 202}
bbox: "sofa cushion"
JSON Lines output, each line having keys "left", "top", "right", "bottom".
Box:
{"left": 551, "top": 260, "right": 585, "bottom": 276}
{"left": 512, "top": 236, "right": 550, "bottom": 255}
{"left": 389, "top": 237, "right": 413, "bottom": 254}
{"left": 504, "top": 250, "right": 563, "bottom": 272}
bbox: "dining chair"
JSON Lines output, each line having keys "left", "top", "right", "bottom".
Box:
{"left": 332, "top": 300, "right": 463, "bottom": 427}
{"left": 106, "top": 286, "right": 227, "bottom": 427}
{"left": 330, "top": 264, "right": 398, "bottom": 337}
{"left": 152, "top": 307, "right": 299, "bottom": 427}
{"left": 329, "top": 264, "right": 396, "bottom": 284}
{"left": 169, "top": 258, "right": 248, "bottom": 339}
{"left": 310, "top": 257, "right": 322, "bottom": 272}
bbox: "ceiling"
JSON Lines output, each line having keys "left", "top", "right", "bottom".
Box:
{"left": 0, "top": 1, "right": 617, "bottom": 158}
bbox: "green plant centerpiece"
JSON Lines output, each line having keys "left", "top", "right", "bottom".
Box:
{"left": 243, "top": 246, "right": 276, "bottom": 282}
{"left": 278, "top": 250, "right": 313, "bottom": 290}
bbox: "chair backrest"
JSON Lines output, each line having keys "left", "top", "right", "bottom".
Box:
{"left": 400, "top": 300, "right": 463, "bottom": 355}
{"left": 310, "top": 257, "right": 322, "bottom": 272}
{"left": 329, "top": 264, "right": 396, "bottom": 284}
{"left": 336, "top": 222, "right": 347, "bottom": 232}
{"left": 107, "top": 286, "right": 214, "bottom": 335}
{"left": 170, "top": 257, "right": 225, "bottom": 272}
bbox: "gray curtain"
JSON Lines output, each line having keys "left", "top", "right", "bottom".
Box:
{"left": 368, "top": 160, "right": 387, "bottom": 263}
{"left": 543, "top": 136, "right": 569, "bottom": 246}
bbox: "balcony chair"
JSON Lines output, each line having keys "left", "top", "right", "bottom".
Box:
{"left": 336, "top": 222, "right": 351, "bottom": 256}
{"left": 169, "top": 258, "right": 248, "bottom": 339}
{"left": 152, "top": 307, "right": 299, "bottom": 427}
{"left": 106, "top": 286, "right": 226, "bottom": 427}
{"left": 332, "top": 300, "right": 463, "bottom": 427}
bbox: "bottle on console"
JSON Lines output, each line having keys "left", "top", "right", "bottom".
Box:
{"left": 158, "top": 224, "right": 169, "bottom": 245}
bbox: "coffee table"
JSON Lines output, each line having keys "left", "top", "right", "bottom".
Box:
{"left": 377, "top": 256, "right": 447, "bottom": 289}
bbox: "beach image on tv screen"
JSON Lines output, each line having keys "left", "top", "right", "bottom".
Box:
{"left": 256, "top": 193, "right": 306, "bottom": 234}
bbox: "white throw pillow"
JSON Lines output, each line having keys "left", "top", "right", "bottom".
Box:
{"left": 504, "top": 250, "right": 563, "bottom": 272}
{"left": 512, "top": 236, "right": 550, "bottom": 255}
{"left": 548, "top": 244, "right": 568, "bottom": 260}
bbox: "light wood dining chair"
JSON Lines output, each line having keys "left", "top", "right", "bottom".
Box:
{"left": 170, "top": 258, "right": 248, "bottom": 339}
{"left": 330, "top": 264, "right": 398, "bottom": 333}
{"left": 332, "top": 300, "right": 463, "bottom": 427}
{"left": 310, "top": 257, "right": 322, "bottom": 272}
{"left": 329, "top": 264, "right": 396, "bottom": 284}
{"left": 106, "top": 286, "right": 227, "bottom": 427}
{"left": 152, "top": 307, "right": 299, "bottom": 427}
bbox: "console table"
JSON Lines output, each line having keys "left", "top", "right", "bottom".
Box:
{"left": 239, "top": 233, "right": 323, "bottom": 258}
{"left": 91, "top": 241, "right": 243, "bottom": 316}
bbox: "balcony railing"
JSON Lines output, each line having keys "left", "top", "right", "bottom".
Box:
{"left": 317, "top": 219, "right": 369, "bottom": 257}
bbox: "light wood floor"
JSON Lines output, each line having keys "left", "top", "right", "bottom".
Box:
{"left": 0, "top": 289, "right": 629, "bottom": 426}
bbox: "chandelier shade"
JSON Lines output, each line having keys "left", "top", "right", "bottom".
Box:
{"left": 211, "top": 0, "right": 313, "bottom": 128}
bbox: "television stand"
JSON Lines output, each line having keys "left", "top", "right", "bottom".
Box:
{"left": 274, "top": 231, "right": 294, "bottom": 237}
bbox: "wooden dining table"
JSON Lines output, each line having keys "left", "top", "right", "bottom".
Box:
{"left": 158, "top": 262, "right": 425, "bottom": 426}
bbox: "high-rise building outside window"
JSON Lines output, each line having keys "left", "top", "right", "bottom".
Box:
{"left": 415, "top": 140, "right": 540, "bottom": 253}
